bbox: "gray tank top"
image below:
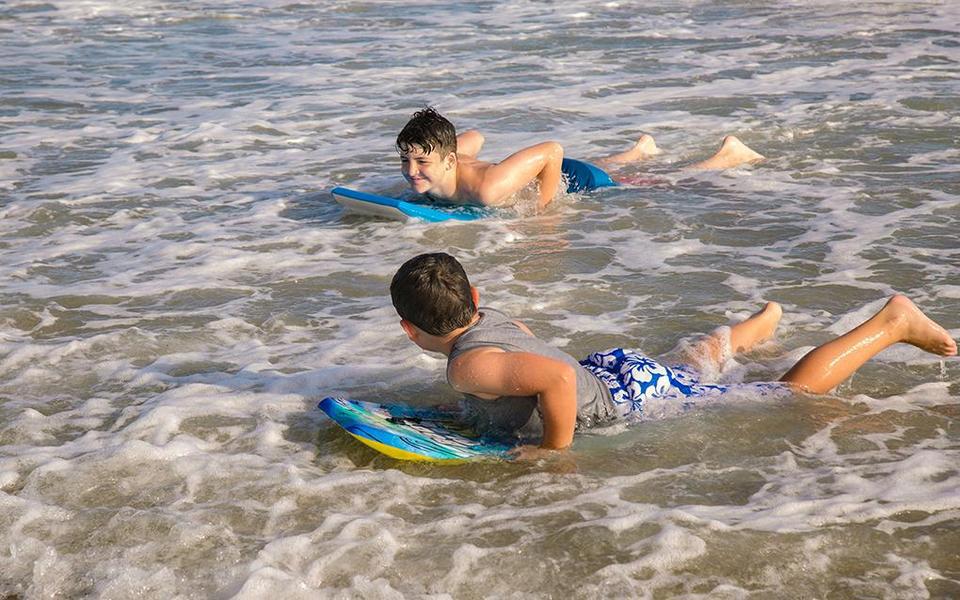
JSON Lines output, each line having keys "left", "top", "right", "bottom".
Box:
{"left": 447, "top": 308, "right": 616, "bottom": 439}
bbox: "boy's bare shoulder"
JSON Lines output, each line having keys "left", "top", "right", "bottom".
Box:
{"left": 452, "top": 159, "right": 493, "bottom": 204}
{"left": 449, "top": 346, "right": 505, "bottom": 369}
{"left": 448, "top": 346, "right": 506, "bottom": 399}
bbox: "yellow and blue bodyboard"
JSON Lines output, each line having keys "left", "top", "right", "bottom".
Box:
{"left": 318, "top": 397, "right": 514, "bottom": 462}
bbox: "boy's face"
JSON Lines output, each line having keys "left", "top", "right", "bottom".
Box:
{"left": 399, "top": 145, "right": 453, "bottom": 196}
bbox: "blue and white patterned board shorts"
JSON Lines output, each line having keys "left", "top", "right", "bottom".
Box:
{"left": 580, "top": 347, "right": 786, "bottom": 419}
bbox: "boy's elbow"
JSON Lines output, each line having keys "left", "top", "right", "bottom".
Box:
{"left": 545, "top": 141, "right": 564, "bottom": 160}
{"left": 553, "top": 362, "right": 577, "bottom": 389}
{"left": 463, "top": 129, "right": 484, "bottom": 145}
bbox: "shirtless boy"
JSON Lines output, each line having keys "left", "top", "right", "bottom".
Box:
{"left": 396, "top": 107, "right": 765, "bottom": 210}
{"left": 390, "top": 252, "right": 957, "bottom": 455}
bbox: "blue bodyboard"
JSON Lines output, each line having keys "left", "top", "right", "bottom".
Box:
{"left": 332, "top": 158, "right": 616, "bottom": 222}
{"left": 330, "top": 187, "right": 489, "bottom": 222}
{"left": 318, "top": 397, "right": 514, "bottom": 462}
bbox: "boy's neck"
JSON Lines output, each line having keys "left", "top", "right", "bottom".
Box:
{"left": 428, "top": 312, "right": 480, "bottom": 356}
{"left": 430, "top": 165, "right": 459, "bottom": 202}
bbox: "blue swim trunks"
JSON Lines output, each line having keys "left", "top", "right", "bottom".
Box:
{"left": 580, "top": 347, "right": 786, "bottom": 419}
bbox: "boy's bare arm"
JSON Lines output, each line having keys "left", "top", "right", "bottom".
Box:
{"left": 478, "top": 141, "right": 564, "bottom": 209}
{"left": 448, "top": 348, "right": 577, "bottom": 449}
{"left": 512, "top": 320, "right": 535, "bottom": 337}
{"left": 456, "top": 130, "right": 485, "bottom": 158}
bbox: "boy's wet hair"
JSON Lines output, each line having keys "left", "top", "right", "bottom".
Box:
{"left": 391, "top": 252, "right": 476, "bottom": 336}
{"left": 396, "top": 107, "right": 457, "bottom": 157}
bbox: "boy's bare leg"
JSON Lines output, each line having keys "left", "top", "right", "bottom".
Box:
{"left": 686, "top": 135, "right": 764, "bottom": 170}
{"left": 596, "top": 134, "right": 661, "bottom": 166}
{"left": 780, "top": 295, "right": 957, "bottom": 394}
{"left": 730, "top": 301, "right": 783, "bottom": 353}
{"left": 677, "top": 302, "right": 783, "bottom": 371}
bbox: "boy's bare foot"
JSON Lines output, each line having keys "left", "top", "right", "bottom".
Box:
{"left": 687, "top": 135, "right": 765, "bottom": 170}
{"left": 884, "top": 295, "right": 957, "bottom": 356}
{"left": 598, "top": 134, "right": 661, "bottom": 165}
{"left": 731, "top": 301, "right": 783, "bottom": 353}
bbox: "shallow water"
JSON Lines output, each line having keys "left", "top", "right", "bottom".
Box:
{"left": 2, "top": 1, "right": 959, "bottom": 598}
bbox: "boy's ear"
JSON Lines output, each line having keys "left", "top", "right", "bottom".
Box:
{"left": 399, "top": 319, "right": 419, "bottom": 342}
{"left": 444, "top": 151, "right": 457, "bottom": 170}
{"left": 470, "top": 286, "right": 480, "bottom": 311}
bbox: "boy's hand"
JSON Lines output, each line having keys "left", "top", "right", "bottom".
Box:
{"left": 508, "top": 444, "right": 578, "bottom": 473}
{"left": 509, "top": 444, "right": 563, "bottom": 461}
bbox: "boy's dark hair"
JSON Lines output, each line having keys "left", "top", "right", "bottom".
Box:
{"left": 390, "top": 252, "right": 476, "bottom": 336}
{"left": 396, "top": 107, "right": 457, "bottom": 157}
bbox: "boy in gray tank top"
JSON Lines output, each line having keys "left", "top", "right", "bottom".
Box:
{"left": 390, "top": 253, "right": 956, "bottom": 458}
{"left": 448, "top": 307, "right": 619, "bottom": 439}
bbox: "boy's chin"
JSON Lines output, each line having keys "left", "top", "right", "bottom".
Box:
{"left": 409, "top": 185, "right": 430, "bottom": 195}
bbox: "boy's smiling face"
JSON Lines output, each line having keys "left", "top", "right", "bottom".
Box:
{"left": 400, "top": 145, "right": 454, "bottom": 197}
